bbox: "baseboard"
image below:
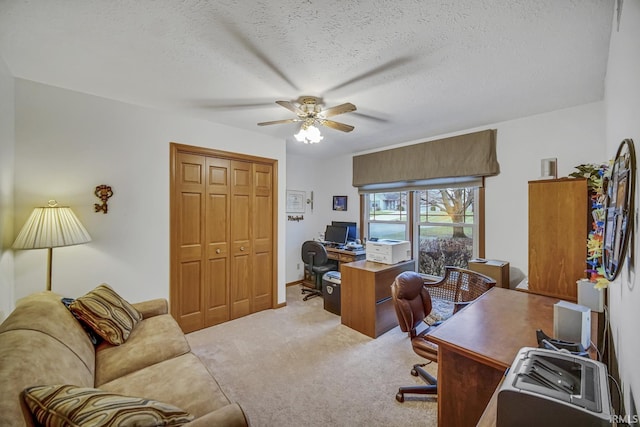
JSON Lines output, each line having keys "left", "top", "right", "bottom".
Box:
{"left": 286, "top": 280, "right": 303, "bottom": 287}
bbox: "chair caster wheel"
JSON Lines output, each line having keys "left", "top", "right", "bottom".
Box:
{"left": 396, "top": 392, "right": 404, "bottom": 403}
{"left": 411, "top": 368, "right": 418, "bottom": 377}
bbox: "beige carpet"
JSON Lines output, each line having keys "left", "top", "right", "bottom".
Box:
{"left": 187, "top": 285, "right": 438, "bottom": 427}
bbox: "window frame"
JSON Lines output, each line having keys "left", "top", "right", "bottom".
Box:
{"left": 361, "top": 187, "right": 485, "bottom": 275}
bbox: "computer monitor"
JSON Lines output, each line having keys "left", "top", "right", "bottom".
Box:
{"left": 324, "top": 225, "right": 348, "bottom": 245}
{"left": 331, "top": 221, "right": 357, "bottom": 242}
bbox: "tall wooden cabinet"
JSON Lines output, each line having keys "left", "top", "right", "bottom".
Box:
{"left": 170, "top": 144, "right": 276, "bottom": 333}
{"left": 528, "top": 178, "right": 588, "bottom": 301}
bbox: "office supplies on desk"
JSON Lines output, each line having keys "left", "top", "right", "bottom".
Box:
{"left": 497, "top": 347, "right": 611, "bottom": 427}
{"left": 553, "top": 300, "right": 591, "bottom": 349}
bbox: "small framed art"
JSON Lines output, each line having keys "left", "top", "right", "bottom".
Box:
{"left": 333, "top": 196, "right": 347, "bottom": 211}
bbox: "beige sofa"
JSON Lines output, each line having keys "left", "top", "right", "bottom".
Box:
{"left": 0, "top": 290, "right": 249, "bottom": 426}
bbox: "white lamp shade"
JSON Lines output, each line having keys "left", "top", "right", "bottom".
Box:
{"left": 13, "top": 205, "right": 91, "bottom": 249}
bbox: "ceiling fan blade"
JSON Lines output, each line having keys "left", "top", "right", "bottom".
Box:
{"left": 218, "top": 19, "right": 299, "bottom": 91}
{"left": 192, "top": 100, "right": 277, "bottom": 110}
{"left": 352, "top": 111, "right": 389, "bottom": 123}
{"left": 257, "top": 118, "right": 300, "bottom": 126}
{"left": 323, "top": 56, "right": 412, "bottom": 94}
{"left": 320, "top": 120, "right": 355, "bottom": 133}
{"left": 320, "top": 102, "right": 357, "bottom": 118}
{"left": 276, "top": 100, "right": 304, "bottom": 115}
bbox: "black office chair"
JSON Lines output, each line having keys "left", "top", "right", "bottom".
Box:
{"left": 300, "top": 241, "right": 336, "bottom": 301}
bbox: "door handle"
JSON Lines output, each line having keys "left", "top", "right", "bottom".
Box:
{"left": 216, "top": 249, "right": 221, "bottom": 254}
{"left": 240, "top": 246, "right": 245, "bottom": 251}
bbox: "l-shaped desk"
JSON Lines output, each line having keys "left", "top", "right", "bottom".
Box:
{"left": 426, "top": 287, "right": 599, "bottom": 427}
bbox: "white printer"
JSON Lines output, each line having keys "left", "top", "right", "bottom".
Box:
{"left": 365, "top": 239, "right": 411, "bottom": 264}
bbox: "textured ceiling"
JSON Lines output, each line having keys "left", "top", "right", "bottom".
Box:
{"left": 0, "top": 0, "right": 614, "bottom": 158}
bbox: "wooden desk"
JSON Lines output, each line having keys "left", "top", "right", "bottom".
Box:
{"left": 340, "top": 260, "right": 415, "bottom": 338}
{"left": 426, "top": 287, "right": 570, "bottom": 427}
{"left": 301, "top": 245, "right": 366, "bottom": 288}
{"left": 325, "top": 246, "right": 366, "bottom": 267}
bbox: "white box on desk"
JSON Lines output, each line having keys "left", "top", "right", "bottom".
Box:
{"left": 365, "top": 239, "right": 411, "bottom": 264}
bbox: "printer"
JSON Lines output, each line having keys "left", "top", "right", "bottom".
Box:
{"left": 497, "top": 347, "right": 612, "bottom": 427}
{"left": 365, "top": 239, "right": 411, "bottom": 264}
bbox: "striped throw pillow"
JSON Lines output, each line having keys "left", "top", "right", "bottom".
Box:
{"left": 23, "top": 385, "right": 194, "bottom": 427}
{"left": 70, "top": 284, "right": 143, "bottom": 345}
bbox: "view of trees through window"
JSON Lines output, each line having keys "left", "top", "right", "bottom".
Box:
{"left": 365, "top": 188, "right": 477, "bottom": 277}
{"left": 417, "top": 189, "right": 474, "bottom": 276}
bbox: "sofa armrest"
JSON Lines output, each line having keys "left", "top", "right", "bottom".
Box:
{"left": 131, "top": 299, "right": 168, "bottom": 318}
{"left": 184, "top": 403, "right": 249, "bottom": 427}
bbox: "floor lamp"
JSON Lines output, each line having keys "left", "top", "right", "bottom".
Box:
{"left": 13, "top": 200, "right": 92, "bottom": 291}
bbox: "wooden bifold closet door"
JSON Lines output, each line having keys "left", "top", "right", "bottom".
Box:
{"left": 170, "top": 144, "right": 276, "bottom": 333}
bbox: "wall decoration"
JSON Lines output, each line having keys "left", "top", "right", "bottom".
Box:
{"left": 286, "top": 190, "right": 306, "bottom": 213}
{"left": 333, "top": 196, "right": 348, "bottom": 211}
{"left": 602, "top": 139, "right": 636, "bottom": 281}
{"left": 288, "top": 215, "right": 304, "bottom": 222}
{"left": 94, "top": 185, "right": 113, "bottom": 214}
{"left": 570, "top": 162, "right": 610, "bottom": 288}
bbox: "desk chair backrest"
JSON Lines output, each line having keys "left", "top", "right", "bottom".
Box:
{"left": 391, "top": 271, "right": 433, "bottom": 338}
{"left": 426, "top": 266, "right": 496, "bottom": 314}
{"left": 301, "top": 241, "right": 329, "bottom": 273}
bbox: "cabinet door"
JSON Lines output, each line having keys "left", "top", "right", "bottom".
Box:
{"left": 528, "top": 179, "right": 587, "bottom": 300}
{"left": 230, "top": 160, "right": 253, "bottom": 319}
{"left": 174, "top": 152, "right": 206, "bottom": 333}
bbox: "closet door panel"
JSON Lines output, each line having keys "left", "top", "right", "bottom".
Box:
{"left": 252, "top": 164, "right": 273, "bottom": 311}
{"left": 204, "top": 157, "right": 231, "bottom": 326}
{"left": 174, "top": 152, "right": 205, "bottom": 333}
{"left": 230, "top": 161, "right": 252, "bottom": 319}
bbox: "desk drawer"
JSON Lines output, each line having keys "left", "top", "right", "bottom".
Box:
{"left": 338, "top": 253, "right": 355, "bottom": 262}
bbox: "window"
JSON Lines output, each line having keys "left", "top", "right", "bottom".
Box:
{"left": 415, "top": 188, "right": 479, "bottom": 276}
{"left": 363, "top": 187, "right": 481, "bottom": 277}
{"left": 365, "top": 192, "right": 408, "bottom": 240}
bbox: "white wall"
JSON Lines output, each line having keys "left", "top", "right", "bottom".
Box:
{"left": 0, "top": 57, "right": 15, "bottom": 321}
{"left": 285, "top": 153, "right": 359, "bottom": 283}
{"left": 604, "top": 0, "right": 640, "bottom": 417}
{"left": 14, "top": 79, "right": 288, "bottom": 304}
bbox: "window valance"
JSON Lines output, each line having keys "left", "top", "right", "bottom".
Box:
{"left": 352, "top": 129, "right": 499, "bottom": 191}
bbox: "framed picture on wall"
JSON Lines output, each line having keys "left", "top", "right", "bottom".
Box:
{"left": 333, "top": 196, "right": 347, "bottom": 211}
{"left": 286, "top": 190, "right": 306, "bottom": 213}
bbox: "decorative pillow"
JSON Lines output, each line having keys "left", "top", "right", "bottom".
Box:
{"left": 69, "top": 284, "right": 143, "bottom": 345}
{"left": 61, "top": 297, "right": 103, "bottom": 345}
{"left": 23, "top": 385, "right": 194, "bottom": 427}
{"left": 424, "top": 298, "right": 455, "bottom": 326}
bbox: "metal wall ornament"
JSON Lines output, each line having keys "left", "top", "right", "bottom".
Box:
{"left": 602, "top": 139, "right": 636, "bottom": 281}
{"left": 94, "top": 185, "right": 113, "bottom": 214}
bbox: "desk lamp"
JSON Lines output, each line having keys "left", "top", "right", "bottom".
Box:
{"left": 13, "top": 200, "right": 91, "bottom": 291}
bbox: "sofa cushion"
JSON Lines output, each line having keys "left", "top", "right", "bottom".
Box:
{"left": 70, "top": 284, "right": 142, "bottom": 345}
{"left": 23, "top": 384, "right": 194, "bottom": 427}
{"left": 100, "top": 353, "right": 233, "bottom": 420}
{"left": 95, "top": 314, "right": 191, "bottom": 386}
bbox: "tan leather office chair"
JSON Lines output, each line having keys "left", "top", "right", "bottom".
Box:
{"left": 391, "top": 268, "right": 496, "bottom": 402}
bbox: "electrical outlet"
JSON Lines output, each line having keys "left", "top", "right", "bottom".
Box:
{"left": 297, "top": 263, "right": 300, "bottom": 270}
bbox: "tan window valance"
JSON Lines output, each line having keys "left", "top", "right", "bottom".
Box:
{"left": 352, "top": 129, "right": 499, "bottom": 191}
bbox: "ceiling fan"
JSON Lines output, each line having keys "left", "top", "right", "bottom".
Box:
{"left": 257, "top": 96, "right": 357, "bottom": 134}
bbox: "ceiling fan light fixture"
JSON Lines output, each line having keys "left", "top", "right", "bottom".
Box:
{"left": 294, "top": 122, "right": 323, "bottom": 144}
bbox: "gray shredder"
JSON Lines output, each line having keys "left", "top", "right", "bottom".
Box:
{"left": 322, "top": 271, "right": 341, "bottom": 315}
